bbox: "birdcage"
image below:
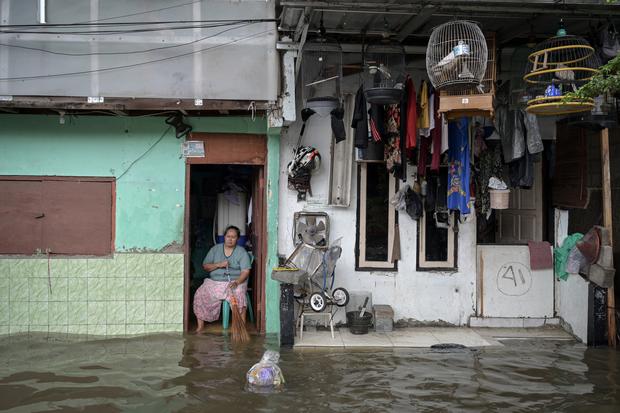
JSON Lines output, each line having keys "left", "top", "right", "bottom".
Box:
{"left": 426, "top": 20, "right": 488, "bottom": 91}
{"left": 523, "top": 34, "right": 600, "bottom": 116}
{"left": 363, "top": 42, "right": 406, "bottom": 104}
{"left": 438, "top": 32, "right": 496, "bottom": 119}
{"left": 301, "top": 40, "right": 343, "bottom": 112}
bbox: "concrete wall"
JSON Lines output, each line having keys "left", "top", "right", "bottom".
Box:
{"left": 278, "top": 75, "right": 477, "bottom": 326}
{"left": 555, "top": 272, "right": 589, "bottom": 342}
{"left": 477, "top": 245, "right": 554, "bottom": 318}
{"left": 0, "top": 114, "right": 272, "bottom": 336}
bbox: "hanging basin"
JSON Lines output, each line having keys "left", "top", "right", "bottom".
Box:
{"left": 364, "top": 87, "right": 403, "bottom": 105}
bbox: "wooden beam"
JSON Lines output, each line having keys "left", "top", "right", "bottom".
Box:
{"left": 600, "top": 128, "right": 617, "bottom": 348}
{"left": 0, "top": 96, "right": 271, "bottom": 112}
{"left": 396, "top": 5, "right": 435, "bottom": 42}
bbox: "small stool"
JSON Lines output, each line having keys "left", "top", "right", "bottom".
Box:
{"left": 222, "top": 292, "right": 254, "bottom": 329}
{"left": 298, "top": 311, "right": 334, "bottom": 341}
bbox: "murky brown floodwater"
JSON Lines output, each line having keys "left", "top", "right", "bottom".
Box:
{"left": 0, "top": 332, "right": 618, "bottom": 412}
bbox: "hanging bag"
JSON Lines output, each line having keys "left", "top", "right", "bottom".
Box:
{"left": 600, "top": 22, "right": 620, "bottom": 63}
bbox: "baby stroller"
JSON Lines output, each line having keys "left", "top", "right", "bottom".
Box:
{"left": 283, "top": 239, "right": 349, "bottom": 312}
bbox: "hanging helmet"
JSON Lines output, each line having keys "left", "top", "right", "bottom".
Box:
{"left": 287, "top": 146, "right": 321, "bottom": 178}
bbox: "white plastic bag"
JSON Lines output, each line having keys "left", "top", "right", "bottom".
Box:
{"left": 246, "top": 350, "right": 285, "bottom": 393}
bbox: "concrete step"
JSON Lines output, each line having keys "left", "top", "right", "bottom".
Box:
{"left": 469, "top": 316, "right": 560, "bottom": 328}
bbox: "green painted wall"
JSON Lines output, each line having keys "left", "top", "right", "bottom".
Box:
{"left": 265, "top": 127, "right": 281, "bottom": 335}
{"left": 0, "top": 114, "right": 267, "bottom": 251}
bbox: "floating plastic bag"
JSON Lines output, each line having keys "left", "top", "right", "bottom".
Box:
{"left": 246, "top": 350, "right": 285, "bottom": 393}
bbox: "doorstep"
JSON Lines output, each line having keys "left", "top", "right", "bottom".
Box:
{"left": 293, "top": 327, "right": 499, "bottom": 349}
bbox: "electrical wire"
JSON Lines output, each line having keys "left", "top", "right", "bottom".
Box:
{"left": 0, "top": 22, "right": 255, "bottom": 56}
{"left": 116, "top": 125, "right": 172, "bottom": 181}
{"left": 0, "top": 20, "right": 275, "bottom": 35}
{"left": 0, "top": 29, "right": 273, "bottom": 81}
{"left": 86, "top": 0, "right": 205, "bottom": 23}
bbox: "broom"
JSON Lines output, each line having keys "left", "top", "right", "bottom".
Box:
{"left": 228, "top": 282, "right": 250, "bottom": 344}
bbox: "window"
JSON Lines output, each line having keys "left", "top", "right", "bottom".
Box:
{"left": 356, "top": 163, "right": 397, "bottom": 270}
{"left": 417, "top": 171, "right": 457, "bottom": 270}
{"left": 0, "top": 176, "right": 115, "bottom": 255}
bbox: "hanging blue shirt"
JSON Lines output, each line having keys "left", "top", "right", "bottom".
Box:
{"left": 447, "top": 117, "right": 471, "bottom": 214}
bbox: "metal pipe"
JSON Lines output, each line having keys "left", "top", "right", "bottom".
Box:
{"left": 38, "top": 0, "right": 46, "bottom": 24}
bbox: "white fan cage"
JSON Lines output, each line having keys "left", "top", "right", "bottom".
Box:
{"left": 363, "top": 43, "right": 406, "bottom": 104}
{"left": 301, "top": 41, "right": 343, "bottom": 111}
{"left": 426, "top": 20, "right": 488, "bottom": 91}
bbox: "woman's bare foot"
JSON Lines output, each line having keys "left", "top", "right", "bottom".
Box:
{"left": 195, "top": 319, "right": 205, "bottom": 333}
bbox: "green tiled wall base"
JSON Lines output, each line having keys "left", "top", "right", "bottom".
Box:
{"left": 0, "top": 253, "right": 184, "bottom": 336}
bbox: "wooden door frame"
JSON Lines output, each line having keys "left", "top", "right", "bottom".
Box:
{"left": 182, "top": 132, "right": 268, "bottom": 334}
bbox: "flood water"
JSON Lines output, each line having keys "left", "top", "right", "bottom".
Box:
{"left": 0, "top": 332, "right": 618, "bottom": 412}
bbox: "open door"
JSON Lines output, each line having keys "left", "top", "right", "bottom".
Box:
{"left": 251, "top": 167, "right": 266, "bottom": 333}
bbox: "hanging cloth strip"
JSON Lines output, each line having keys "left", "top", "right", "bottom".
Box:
{"left": 352, "top": 85, "right": 369, "bottom": 149}
{"left": 447, "top": 117, "right": 471, "bottom": 215}
{"left": 405, "top": 76, "right": 417, "bottom": 150}
{"left": 430, "top": 91, "right": 442, "bottom": 171}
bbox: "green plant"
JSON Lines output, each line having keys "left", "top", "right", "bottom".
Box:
{"left": 565, "top": 54, "right": 620, "bottom": 100}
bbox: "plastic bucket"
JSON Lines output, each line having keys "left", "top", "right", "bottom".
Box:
{"left": 346, "top": 311, "right": 373, "bottom": 335}
{"left": 489, "top": 189, "right": 510, "bottom": 209}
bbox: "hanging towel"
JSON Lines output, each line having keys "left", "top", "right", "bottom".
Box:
{"left": 352, "top": 86, "right": 369, "bottom": 149}
{"left": 405, "top": 76, "right": 417, "bottom": 150}
{"left": 528, "top": 241, "right": 553, "bottom": 270}
{"left": 447, "top": 117, "right": 471, "bottom": 214}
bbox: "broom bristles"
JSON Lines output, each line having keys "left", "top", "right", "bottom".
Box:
{"left": 230, "top": 294, "right": 250, "bottom": 344}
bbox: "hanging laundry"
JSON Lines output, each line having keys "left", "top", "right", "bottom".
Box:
{"left": 417, "top": 80, "right": 430, "bottom": 137}
{"left": 352, "top": 86, "right": 369, "bottom": 149}
{"left": 447, "top": 117, "right": 471, "bottom": 215}
{"left": 417, "top": 135, "right": 430, "bottom": 177}
{"left": 369, "top": 104, "right": 386, "bottom": 142}
{"left": 405, "top": 76, "right": 417, "bottom": 150}
{"left": 385, "top": 104, "right": 402, "bottom": 177}
{"left": 399, "top": 77, "right": 409, "bottom": 181}
{"left": 430, "top": 92, "right": 442, "bottom": 171}
{"left": 441, "top": 114, "right": 449, "bottom": 154}
{"left": 330, "top": 106, "right": 346, "bottom": 143}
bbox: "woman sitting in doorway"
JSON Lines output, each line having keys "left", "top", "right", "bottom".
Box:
{"left": 193, "top": 225, "right": 252, "bottom": 333}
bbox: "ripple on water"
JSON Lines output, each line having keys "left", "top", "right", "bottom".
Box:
{"left": 0, "top": 334, "right": 618, "bottom": 412}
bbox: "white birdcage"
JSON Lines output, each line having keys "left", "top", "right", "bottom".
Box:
{"left": 426, "top": 20, "right": 488, "bottom": 91}
{"left": 301, "top": 40, "right": 343, "bottom": 112}
{"left": 363, "top": 42, "right": 406, "bottom": 104}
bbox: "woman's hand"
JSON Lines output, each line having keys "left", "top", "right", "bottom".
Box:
{"left": 218, "top": 260, "right": 229, "bottom": 269}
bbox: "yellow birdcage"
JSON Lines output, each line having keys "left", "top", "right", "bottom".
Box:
{"left": 523, "top": 33, "right": 600, "bottom": 116}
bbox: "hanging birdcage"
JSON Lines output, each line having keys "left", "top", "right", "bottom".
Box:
{"left": 363, "top": 42, "right": 406, "bottom": 104}
{"left": 426, "top": 20, "right": 488, "bottom": 91}
{"left": 301, "top": 40, "right": 343, "bottom": 112}
{"left": 523, "top": 34, "right": 600, "bottom": 116}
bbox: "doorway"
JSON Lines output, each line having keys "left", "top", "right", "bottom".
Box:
{"left": 182, "top": 132, "right": 268, "bottom": 334}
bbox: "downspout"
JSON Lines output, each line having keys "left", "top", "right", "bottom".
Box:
{"left": 38, "top": 0, "right": 46, "bottom": 24}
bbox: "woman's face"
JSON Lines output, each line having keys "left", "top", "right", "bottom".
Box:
{"left": 224, "top": 229, "right": 239, "bottom": 247}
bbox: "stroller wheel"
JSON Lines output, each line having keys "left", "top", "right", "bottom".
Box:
{"left": 309, "top": 292, "right": 327, "bottom": 312}
{"left": 332, "top": 287, "right": 349, "bottom": 307}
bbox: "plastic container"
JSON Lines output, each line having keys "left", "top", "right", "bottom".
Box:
{"left": 346, "top": 311, "right": 373, "bottom": 335}
{"left": 489, "top": 189, "right": 510, "bottom": 209}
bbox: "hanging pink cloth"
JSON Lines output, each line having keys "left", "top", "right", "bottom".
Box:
{"left": 405, "top": 77, "right": 417, "bottom": 149}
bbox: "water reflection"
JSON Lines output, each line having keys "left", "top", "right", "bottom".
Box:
{"left": 0, "top": 333, "right": 618, "bottom": 412}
